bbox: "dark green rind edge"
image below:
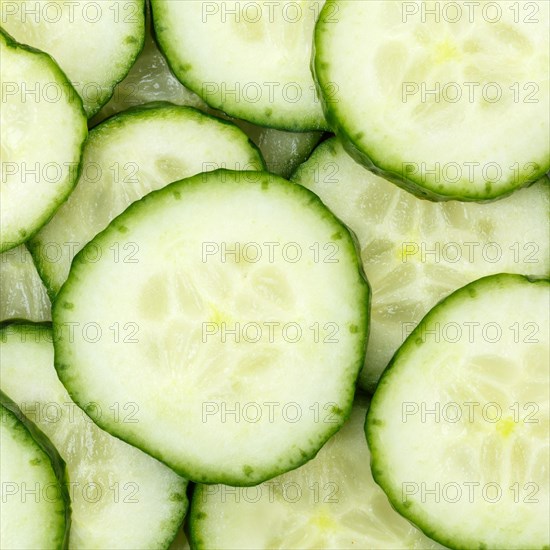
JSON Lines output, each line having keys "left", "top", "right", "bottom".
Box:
{"left": 365, "top": 273, "right": 550, "bottom": 550}
{"left": 0, "top": 320, "right": 190, "bottom": 550}
{"left": 0, "top": 388, "right": 71, "bottom": 550}
{"left": 52, "top": 169, "right": 370, "bottom": 486}
{"left": 149, "top": 0, "right": 330, "bottom": 133}
{"left": 0, "top": 27, "right": 88, "bottom": 254}
{"left": 82, "top": 0, "right": 147, "bottom": 118}
{"left": 312, "top": 1, "right": 550, "bottom": 203}
{"left": 27, "top": 101, "right": 266, "bottom": 300}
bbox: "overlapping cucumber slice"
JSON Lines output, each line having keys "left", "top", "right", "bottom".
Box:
{"left": 292, "top": 138, "right": 549, "bottom": 390}
{"left": 53, "top": 170, "right": 369, "bottom": 485}
{"left": 28, "top": 103, "right": 264, "bottom": 297}
{"left": 314, "top": 0, "right": 549, "bottom": 200}
{"left": 190, "top": 396, "right": 444, "bottom": 549}
{"left": 151, "top": 0, "right": 327, "bottom": 130}
{"left": 0, "top": 29, "right": 87, "bottom": 253}
{"left": 0, "top": 0, "right": 146, "bottom": 116}
{"left": 367, "top": 274, "right": 549, "bottom": 549}
{"left": 0, "top": 323, "right": 188, "bottom": 549}
{"left": 1, "top": 392, "right": 69, "bottom": 550}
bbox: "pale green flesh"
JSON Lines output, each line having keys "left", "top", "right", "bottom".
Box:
{"left": 191, "top": 397, "right": 443, "bottom": 550}
{"left": 315, "top": 0, "right": 550, "bottom": 199}
{"left": 0, "top": 0, "right": 145, "bottom": 117}
{"left": 0, "top": 402, "right": 66, "bottom": 550}
{"left": 91, "top": 17, "right": 323, "bottom": 178}
{"left": 0, "top": 30, "right": 87, "bottom": 253}
{"left": 0, "top": 324, "right": 188, "bottom": 550}
{"left": 292, "top": 138, "right": 550, "bottom": 391}
{"left": 151, "top": 0, "right": 328, "bottom": 130}
{"left": 367, "top": 275, "right": 550, "bottom": 550}
{"left": 0, "top": 245, "right": 51, "bottom": 322}
{"left": 53, "top": 170, "right": 368, "bottom": 485}
{"left": 29, "top": 104, "right": 264, "bottom": 297}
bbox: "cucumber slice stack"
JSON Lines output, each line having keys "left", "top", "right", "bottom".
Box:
{"left": 53, "top": 170, "right": 369, "bottom": 485}
{"left": 0, "top": 29, "right": 87, "bottom": 253}
{"left": 190, "top": 396, "right": 444, "bottom": 549}
{"left": 314, "top": 0, "right": 550, "bottom": 200}
{"left": 1, "top": 0, "right": 146, "bottom": 117}
{"left": 1, "top": 393, "right": 69, "bottom": 550}
{"left": 292, "top": 138, "right": 550, "bottom": 390}
{"left": 367, "top": 274, "right": 549, "bottom": 549}
{"left": 0, "top": 323, "right": 188, "bottom": 550}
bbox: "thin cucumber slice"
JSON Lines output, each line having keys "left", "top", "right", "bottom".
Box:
{"left": 0, "top": 393, "right": 69, "bottom": 550}
{"left": 53, "top": 170, "right": 369, "bottom": 485}
{"left": 0, "top": 29, "right": 87, "bottom": 253}
{"left": 366, "top": 274, "right": 549, "bottom": 550}
{"left": 314, "top": 1, "right": 550, "bottom": 200}
{"left": 151, "top": 0, "right": 328, "bottom": 131}
{"left": 0, "top": 245, "right": 51, "bottom": 322}
{"left": 91, "top": 16, "right": 324, "bottom": 178}
{"left": 0, "top": 323, "right": 188, "bottom": 549}
{"left": 292, "top": 138, "right": 550, "bottom": 391}
{"left": 28, "top": 103, "right": 264, "bottom": 297}
{"left": 190, "top": 396, "right": 444, "bottom": 550}
{"left": 0, "top": 0, "right": 145, "bottom": 117}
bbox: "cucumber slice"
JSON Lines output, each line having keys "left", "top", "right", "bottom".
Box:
{"left": 28, "top": 103, "right": 264, "bottom": 297}
{"left": 151, "top": 0, "right": 328, "bottom": 131}
{"left": 53, "top": 170, "right": 369, "bottom": 485}
{"left": 366, "top": 274, "right": 549, "bottom": 550}
{"left": 0, "top": 323, "right": 188, "bottom": 549}
{"left": 292, "top": 138, "right": 550, "bottom": 391}
{"left": 1, "top": 392, "right": 69, "bottom": 550}
{"left": 0, "top": 29, "right": 87, "bottom": 253}
{"left": 314, "top": 1, "right": 550, "bottom": 200}
{"left": 0, "top": 245, "right": 51, "bottom": 322}
{"left": 190, "top": 396, "right": 443, "bottom": 549}
{"left": 0, "top": 0, "right": 145, "bottom": 117}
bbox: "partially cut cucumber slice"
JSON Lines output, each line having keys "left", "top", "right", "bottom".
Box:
{"left": 367, "top": 274, "right": 549, "bottom": 550}
{"left": 53, "top": 170, "right": 369, "bottom": 485}
{"left": 0, "top": 29, "right": 87, "bottom": 253}
{"left": 28, "top": 103, "right": 264, "bottom": 297}
{"left": 0, "top": 323, "right": 188, "bottom": 549}
{"left": 1, "top": 393, "right": 69, "bottom": 550}
{"left": 292, "top": 138, "right": 550, "bottom": 391}
{"left": 151, "top": 0, "right": 328, "bottom": 131}
{"left": 314, "top": 0, "right": 550, "bottom": 200}
{"left": 0, "top": 245, "right": 51, "bottom": 322}
{"left": 0, "top": 0, "right": 146, "bottom": 117}
{"left": 190, "top": 396, "right": 443, "bottom": 549}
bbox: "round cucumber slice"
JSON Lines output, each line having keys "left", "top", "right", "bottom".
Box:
{"left": 367, "top": 274, "right": 549, "bottom": 550}
{"left": 28, "top": 103, "right": 264, "bottom": 297}
{"left": 151, "top": 0, "right": 328, "bottom": 131}
{"left": 0, "top": 0, "right": 146, "bottom": 117}
{"left": 190, "top": 396, "right": 444, "bottom": 549}
{"left": 0, "top": 245, "right": 51, "bottom": 322}
{"left": 1, "top": 393, "right": 69, "bottom": 550}
{"left": 0, "top": 29, "right": 87, "bottom": 254}
{"left": 0, "top": 323, "right": 188, "bottom": 550}
{"left": 292, "top": 138, "right": 549, "bottom": 391}
{"left": 314, "top": 1, "right": 550, "bottom": 200}
{"left": 53, "top": 170, "right": 369, "bottom": 485}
